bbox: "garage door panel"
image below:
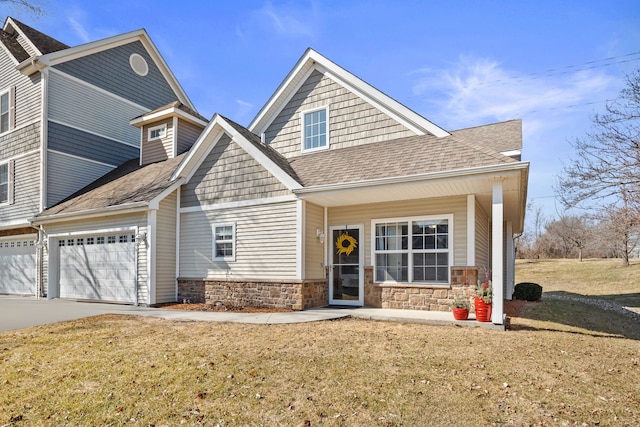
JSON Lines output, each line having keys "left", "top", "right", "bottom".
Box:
{"left": 0, "top": 239, "right": 36, "bottom": 295}
{"left": 59, "top": 234, "right": 136, "bottom": 304}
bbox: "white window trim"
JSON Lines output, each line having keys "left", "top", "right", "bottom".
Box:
{"left": 0, "top": 86, "right": 15, "bottom": 136}
{"left": 147, "top": 123, "right": 167, "bottom": 141}
{"left": 371, "top": 214, "right": 454, "bottom": 285}
{"left": 300, "top": 105, "right": 330, "bottom": 153}
{"left": 212, "top": 222, "right": 236, "bottom": 262}
{"left": 0, "top": 160, "right": 14, "bottom": 206}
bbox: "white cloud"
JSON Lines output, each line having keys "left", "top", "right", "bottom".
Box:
{"left": 249, "top": 0, "right": 316, "bottom": 39}
{"left": 411, "top": 55, "right": 616, "bottom": 131}
{"left": 68, "top": 15, "right": 90, "bottom": 44}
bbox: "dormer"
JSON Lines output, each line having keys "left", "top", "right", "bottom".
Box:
{"left": 131, "top": 101, "right": 208, "bottom": 166}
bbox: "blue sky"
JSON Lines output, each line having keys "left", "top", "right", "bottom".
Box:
{"left": 3, "top": 0, "right": 640, "bottom": 231}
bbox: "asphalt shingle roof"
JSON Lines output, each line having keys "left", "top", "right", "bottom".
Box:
{"left": 0, "top": 29, "right": 29, "bottom": 62}
{"left": 36, "top": 154, "right": 186, "bottom": 219}
{"left": 9, "top": 18, "right": 69, "bottom": 54}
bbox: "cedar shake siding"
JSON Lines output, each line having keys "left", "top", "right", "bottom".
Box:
{"left": 264, "top": 70, "right": 415, "bottom": 158}
{"left": 180, "top": 134, "right": 291, "bottom": 208}
{"left": 53, "top": 41, "right": 177, "bottom": 109}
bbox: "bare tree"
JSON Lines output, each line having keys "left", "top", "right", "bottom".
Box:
{"left": 557, "top": 70, "right": 640, "bottom": 264}
{"left": 0, "top": 0, "right": 44, "bottom": 18}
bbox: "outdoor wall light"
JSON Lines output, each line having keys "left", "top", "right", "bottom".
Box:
{"left": 135, "top": 232, "right": 147, "bottom": 245}
{"left": 316, "top": 228, "right": 325, "bottom": 243}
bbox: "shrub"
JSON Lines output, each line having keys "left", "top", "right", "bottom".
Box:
{"left": 514, "top": 282, "right": 543, "bottom": 301}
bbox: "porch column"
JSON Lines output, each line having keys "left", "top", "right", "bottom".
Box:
{"left": 506, "top": 221, "right": 515, "bottom": 300}
{"left": 491, "top": 180, "right": 504, "bottom": 324}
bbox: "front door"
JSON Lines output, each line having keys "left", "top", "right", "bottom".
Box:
{"left": 329, "top": 225, "right": 364, "bottom": 306}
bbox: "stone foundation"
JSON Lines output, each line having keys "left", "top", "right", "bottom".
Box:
{"left": 380, "top": 267, "right": 478, "bottom": 311}
{"left": 177, "top": 278, "right": 328, "bottom": 311}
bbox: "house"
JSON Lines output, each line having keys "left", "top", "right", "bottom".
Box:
{"left": 0, "top": 17, "right": 197, "bottom": 297}
{"left": 31, "top": 46, "right": 529, "bottom": 325}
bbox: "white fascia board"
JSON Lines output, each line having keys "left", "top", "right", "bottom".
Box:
{"left": 0, "top": 219, "right": 33, "bottom": 230}
{"left": 36, "top": 29, "right": 196, "bottom": 111}
{"left": 173, "top": 115, "right": 302, "bottom": 191}
{"left": 501, "top": 149, "right": 522, "bottom": 157}
{"left": 294, "top": 162, "right": 530, "bottom": 195}
{"left": 29, "top": 202, "right": 150, "bottom": 226}
{"left": 5, "top": 17, "right": 41, "bottom": 55}
{"left": 130, "top": 107, "right": 208, "bottom": 128}
{"left": 148, "top": 178, "right": 185, "bottom": 210}
{"left": 248, "top": 48, "right": 450, "bottom": 138}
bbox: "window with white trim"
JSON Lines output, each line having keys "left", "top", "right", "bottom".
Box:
{"left": 148, "top": 123, "right": 167, "bottom": 140}
{"left": 0, "top": 87, "right": 13, "bottom": 134}
{"left": 301, "top": 106, "right": 329, "bottom": 152}
{"left": 0, "top": 162, "right": 9, "bottom": 204}
{"left": 373, "top": 215, "right": 452, "bottom": 284}
{"left": 213, "top": 223, "right": 235, "bottom": 261}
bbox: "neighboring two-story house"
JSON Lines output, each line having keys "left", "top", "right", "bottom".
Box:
{"left": 30, "top": 45, "right": 529, "bottom": 325}
{"left": 0, "top": 17, "right": 197, "bottom": 297}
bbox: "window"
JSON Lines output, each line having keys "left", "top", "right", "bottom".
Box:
{"left": 213, "top": 223, "right": 235, "bottom": 261}
{"left": 148, "top": 124, "right": 167, "bottom": 140}
{"left": 301, "top": 106, "right": 328, "bottom": 152}
{"left": 0, "top": 87, "right": 13, "bottom": 134}
{"left": 0, "top": 162, "right": 8, "bottom": 204}
{"left": 373, "top": 215, "right": 452, "bottom": 284}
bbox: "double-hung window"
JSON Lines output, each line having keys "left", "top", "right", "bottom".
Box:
{"left": 301, "top": 106, "right": 328, "bottom": 152}
{"left": 213, "top": 223, "right": 235, "bottom": 261}
{"left": 0, "top": 87, "right": 14, "bottom": 134}
{"left": 0, "top": 163, "right": 8, "bottom": 204}
{"left": 373, "top": 215, "right": 452, "bottom": 284}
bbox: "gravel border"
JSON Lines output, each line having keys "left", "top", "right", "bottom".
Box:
{"left": 544, "top": 293, "right": 640, "bottom": 322}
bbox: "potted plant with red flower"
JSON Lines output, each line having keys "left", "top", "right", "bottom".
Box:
{"left": 474, "top": 269, "right": 492, "bottom": 322}
{"left": 451, "top": 299, "right": 470, "bottom": 320}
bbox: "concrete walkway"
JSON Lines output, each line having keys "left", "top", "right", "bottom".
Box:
{"left": 0, "top": 295, "right": 504, "bottom": 332}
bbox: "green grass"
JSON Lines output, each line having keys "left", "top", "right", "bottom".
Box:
{"left": 0, "top": 259, "right": 639, "bottom": 426}
{"left": 516, "top": 258, "right": 640, "bottom": 308}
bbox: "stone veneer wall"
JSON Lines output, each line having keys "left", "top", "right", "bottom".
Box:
{"left": 378, "top": 267, "right": 479, "bottom": 311}
{"left": 177, "top": 279, "right": 328, "bottom": 311}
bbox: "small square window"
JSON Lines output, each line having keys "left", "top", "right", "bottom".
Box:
{"left": 148, "top": 124, "right": 167, "bottom": 140}
{"left": 96, "top": 236, "right": 105, "bottom": 245}
{"left": 108, "top": 236, "right": 116, "bottom": 244}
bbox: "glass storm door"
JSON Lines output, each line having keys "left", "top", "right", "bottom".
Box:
{"left": 329, "top": 225, "right": 364, "bottom": 306}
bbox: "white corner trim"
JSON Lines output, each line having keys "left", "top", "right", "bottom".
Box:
{"left": 467, "top": 194, "right": 476, "bottom": 266}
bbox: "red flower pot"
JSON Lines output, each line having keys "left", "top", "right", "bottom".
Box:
{"left": 474, "top": 297, "right": 492, "bottom": 322}
{"left": 452, "top": 308, "right": 469, "bottom": 320}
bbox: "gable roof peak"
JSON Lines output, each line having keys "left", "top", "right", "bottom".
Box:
{"left": 249, "top": 48, "right": 450, "bottom": 139}
{"left": 4, "top": 16, "right": 69, "bottom": 56}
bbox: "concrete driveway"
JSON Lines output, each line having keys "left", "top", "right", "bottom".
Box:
{"left": 0, "top": 295, "right": 154, "bottom": 332}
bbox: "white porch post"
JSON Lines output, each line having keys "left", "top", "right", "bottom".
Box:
{"left": 506, "top": 221, "right": 515, "bottom": 300}
{"left": 491, "top": 180, "right": 504, "bottom": 324}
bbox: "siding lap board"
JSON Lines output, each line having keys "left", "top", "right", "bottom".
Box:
{"left": 155, "top": 191, "right": 178, "bottom": 303}
{"left": 46, "top": 151, "right": 113, "bottom": 207}
{"left": 0, "top": 151, "right": 40, "bottom": 222}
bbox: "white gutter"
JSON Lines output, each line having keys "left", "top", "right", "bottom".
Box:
{"left": 293, "top": 161, "right": 530, "bottom": 195}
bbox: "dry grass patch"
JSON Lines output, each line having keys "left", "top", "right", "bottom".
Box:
{"left": 1, "top": 313, "right": 639, "bottom": 426}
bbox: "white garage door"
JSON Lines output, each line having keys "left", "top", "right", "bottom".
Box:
{"left": 59, "top": 233, "right": 136, "bottom": 304}
{"left": 0, "top": 238, "right": 36, "bottom": 295}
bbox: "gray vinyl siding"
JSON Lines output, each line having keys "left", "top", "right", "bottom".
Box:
{"left": 48, "top": 71, "right": 146, "bottom": 146}
{"left": 176, "top": 120, "right": 203, "bottom": 155}
{"left": 181, "top": 134, "right": 291, "bottom": 208}
{"left": 328, "top": 196, "right": 467, "bottom": 267}
{"left": 264, "top": 70, "right": 415, "bottom": 158}
{"left": 0, "top": 122, "right": 39, "bottom": 160}
{"left": 42, "top": 213, "right": 149, "bottom": 304}
{"left": 47, "top": 122, "right": 138, "bottom": 166}
{"left": 0, "top": 151, "right": 40, "bottom": 223}
{"left": 179, "top": 201, "right": 298, "bottom": 280}
{"left": 141, "top": 119, "right": 173, "bottom": 164}
{"left": 155, "top": 191, "right": 178, "bottom": 303}
{"left": 304, "top": 201, "right": 325, "bottom": 279}
{"left": 475, "top": 201, "right": 490, "bottom": 269}
{"left": 53, "top": 41, "right": 177, "bottom": 109}
{"left": 46, "top": 151, "right": 113, "bottom": 207}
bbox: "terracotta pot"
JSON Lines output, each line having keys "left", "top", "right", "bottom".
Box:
{"left": 474, "top": 297, "right": 492, "bottom": 322}
{"left": 452, "top": 307, "right": 469, "bottom": 320}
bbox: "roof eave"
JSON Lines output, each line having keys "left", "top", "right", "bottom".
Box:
{"left": 30, "top": 202, "right": 150, "bottom": 226}
{"left": 130, "top": 107, "right": 208, "bottom": 128}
